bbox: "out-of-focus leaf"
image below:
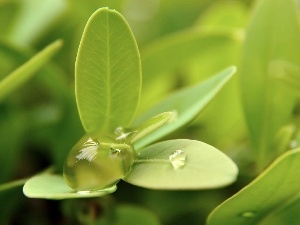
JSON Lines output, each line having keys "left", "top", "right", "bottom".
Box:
{"left": 125, "top": 139, "right": 238, "bottom": 189}
{"left": 23, "top": 173, "right": 117, "bottom": 199}
{"left": 7, "top": 0, "right": 67, "bottom": 46}
{"left": 76, "top": 8, "right": 141, "bottom": 133}
{"left": 0, "top": 40, "right": 62, "bottom": 101}
{"left": 134, "top": 67, "right": 235, "bottom": 150}
{"left": 272, "top": 60, "right": 300, "bottom": 96}
{"left": 239, "top": 0, "right": 300, "bottom": 170}
{"left": 207, "top": 148, "right": 300, "bottom": 225}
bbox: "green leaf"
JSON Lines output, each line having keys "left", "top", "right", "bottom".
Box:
{"left": 141, "top": 29, "right": 239, "bottom": 85}
{"left": 207, "top": 148, "right": 300, "bottom": 225}
{"left": 239, "top": 0, "right": 300, "bottom": 171}
{"left": 133, "top": 66, "right": 236, "bottom": 150}
{"left": 23, "top": 173, "right": 116, "bottom": 200}
{"left": 130, "top": 112, "right": 174, "bottom": 143}
{"left": 124, "top": 139, "right": 238, "bottom": 189}
{"left": 76, "top": 8, "right": 141, "bottom": 133}
{"left": 7, "top": 0, "right": 66, "bottom": 46}
{"left": 0, "top": 40, "right": 62, "bottom": 101}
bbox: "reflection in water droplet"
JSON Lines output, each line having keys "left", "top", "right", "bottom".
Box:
{"left": 63, "top": 132, "right": 136, "bottom": 192}
{"left": 169, "top": 150, "right": 186, "bottom": 169}
{"left": 110, "top": 148, "right": 122, "bottom": 156}
{"left": 241, "top": 211, "right": 256, "bottom": 218}
{"left": 75, "top": 138, "right": 98, "bottom": 162}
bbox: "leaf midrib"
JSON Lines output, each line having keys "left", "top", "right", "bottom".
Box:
{"left": 104, "top": 10, "right": 111, "bottom": 131}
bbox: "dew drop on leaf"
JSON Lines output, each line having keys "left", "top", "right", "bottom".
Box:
{"left": 63, "top": 132, "right": 136, "bottom": 192}
{"left": 240, "top": 211, "right": 256, "bottom": 218}
{"left": 169, "top": 150, "right": 186, "bottom": 169}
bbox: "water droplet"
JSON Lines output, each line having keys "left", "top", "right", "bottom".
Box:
{"left": 63, "top": 132, "right": 136, "bottom": 192}
{"left": 110, "top": 147, "right": 122, "bottom": 156}
{"left": 169, "top": 150, "right": 186, "bottom": 169}
{"left": 240, "top": 211, "right": 256, "bottom": 218}
{"left": 290, "top": 140, "right": 298, "bottom": 148}
{"left": 114, "top": 126, "right": 124, "bottom": 136}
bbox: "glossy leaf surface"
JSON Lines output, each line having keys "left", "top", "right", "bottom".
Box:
{"left": 134, "top": 67, "right": 236, "bottom": 149}
{"left": 125, "top": 139, "right": 238, "bottom": 189}
{"left": 76, "top": 8, "right": 141, "bottom": 133}
{"left": 23, "top": 173, "right": 116, "bottom": 199}
{"left": 207, "top": 148, "right": 300, "bottom": 225}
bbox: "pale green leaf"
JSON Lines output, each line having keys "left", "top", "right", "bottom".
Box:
{"left": 76, "top": 8, "right": 141, "bottom": 133}
{"left": 124, "top": 139, "right": 238, "bottom": 189}
{"left": 0, "top": 40, "right": 62, "bottom": 101}
{"left": 239, "top": 0, "right": 300, "bottom": 170}
{"left": 130, "top": 112, "right": 174, "bottom": 143}
{"left": 133, "top": 67, "right": 236, "bottom": 150}
{"left": 23, "top": 173, "right": 116, "bottom": 200}
{"left": 207, "top": 148, "right": 300, "bottom": 225}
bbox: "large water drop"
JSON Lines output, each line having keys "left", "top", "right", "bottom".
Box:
{"left": 169, "top": 150, "right": 186, "bottom": 169}
{"left": 63, "top": 132, "right": 136, "bottom": 192}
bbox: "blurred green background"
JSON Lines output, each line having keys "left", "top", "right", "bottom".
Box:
{"left": 1, "top": 0, "right": 299, "bottom": 224}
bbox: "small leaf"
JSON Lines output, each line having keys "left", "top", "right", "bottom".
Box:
{"left": 207, "top": 148, "right": 300, "bottom": 225}
{"left": 124, "top": 139, "right": 238, "bottom": 190}
{"left": 23, "top": 173, "right": 116, "bottom": 199}
{"left": 130, "top": 112, "right": 174, "bottom": 143}
{"left": 133, "top": 67, "right": 236, "bottom": 150}
{"left": 0, "top": 40, "right": 62, "bottom": 101}
{"left": 76, "top": 8, "right": 141, "bottom": 133}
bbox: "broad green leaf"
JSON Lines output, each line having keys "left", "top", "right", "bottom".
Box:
{"left": 207, "top": 148, "right": 300, "bottom": 225}
{"left": 23, "top": 173, "right": 116, "bottom": 199}
{"left": 133, "top": 67, "right": 236, "bottom": 150}
{"left": 0, "top": 40, "right": 62, "bottom": 101}
{"left": 141, "top": 30, "right": 239, "bottom": 83}
{"left": 130, "top": 112, "right": 174, "bottom": 143}
{"left": 239, "top": 0, "right": 300, "bottom": 171}
{"left": 124, "top": 139, "right": 238, "bottom": 189}
{"left": 76, "top": 8, "right": 141, "bottom": 133}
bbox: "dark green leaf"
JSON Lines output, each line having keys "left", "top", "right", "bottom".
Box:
{"left": 207, "top": 148, "right": 300, "bottom": 225}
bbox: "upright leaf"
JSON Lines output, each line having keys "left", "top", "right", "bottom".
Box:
{"left": 207, "top": 148, "right": 300, "bottom": 225}
{"left": 239, "top": 0, "right": 300, "bottom": 171}
{"left": 133, "top": 67, "right": 235, "bottom": 150}
{"left": 76, "top": 8, "right": 141, "bottom": 133}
